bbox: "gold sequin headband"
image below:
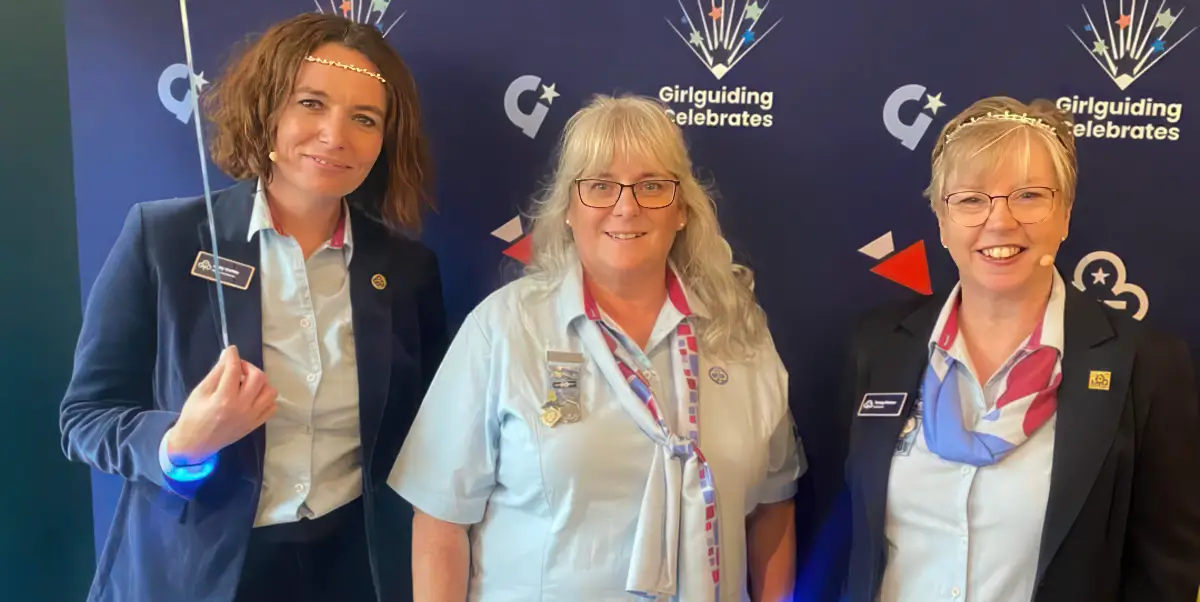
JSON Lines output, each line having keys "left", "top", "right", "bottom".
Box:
{"left": 304, "top": 55, "right": 386, "bottom": 84}
{"left": 943, "top": 110, "right": 1069, "bottom": 147}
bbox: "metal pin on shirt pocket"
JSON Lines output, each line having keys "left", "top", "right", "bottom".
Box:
{"left": 543, "top": 351, "right": 585, "bottom": 427}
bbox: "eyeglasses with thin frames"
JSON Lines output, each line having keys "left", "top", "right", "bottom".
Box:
{"left": 943, "top": 186, "right": 1060, "bottom": 227}
{"left": 574, "top": 178, "right": 681, "bottom": 209}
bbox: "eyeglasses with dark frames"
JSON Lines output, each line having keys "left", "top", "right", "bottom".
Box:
{"left": 574, "top": 178, "right": 680, "bottom": 209}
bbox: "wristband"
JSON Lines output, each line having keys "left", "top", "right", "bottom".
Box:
{"left": 158, "top": 433, "right": 218, "bottom": 482}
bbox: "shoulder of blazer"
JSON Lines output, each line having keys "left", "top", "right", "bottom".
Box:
{"left": 1090, "top": 291, "right": 1196, "bottom": 406}
{"left": 112, "top": 185, "right": 239, "bottom": 283}
{"left": 131, "top": 181, "right": 253, "bottom": 248}
{"left": 853, "top": 292, "right": 950, "bottom": 359}
{"left": 1062, "top": 284, "right": 1185, "bottom": 368}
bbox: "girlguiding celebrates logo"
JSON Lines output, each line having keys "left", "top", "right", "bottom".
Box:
{"left": 658, "top": 0, "right": 781, "bottom": 128}
{"left": 1061, "top": 0, "right": 1194, "bottom": 141}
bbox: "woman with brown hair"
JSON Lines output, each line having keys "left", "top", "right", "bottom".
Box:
{"left": 59, "top": 13, "right": 447, "bottom": 602}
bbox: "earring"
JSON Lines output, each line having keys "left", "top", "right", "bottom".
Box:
{"left": 565, "top": 219, "right": 571, "bottom": 226}
{"left": 268, "top": 151, "right": 278, "bottom": 162}
{"left": 678, "top": 223, "right": 685, "bottom": 230}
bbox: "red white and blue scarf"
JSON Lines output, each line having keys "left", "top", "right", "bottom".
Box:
{"left": 921, "top": 282, "right": 1064, "bottom": 467}
{"left": 582, "top": 269, "right": 720, "bottom": 601}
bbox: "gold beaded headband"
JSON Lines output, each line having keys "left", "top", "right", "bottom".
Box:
{"left": 304, "top": 55, "right": 386, "bottom": 84}
{"left": 943, "top": 110, "right": 1069, "bottom": 148}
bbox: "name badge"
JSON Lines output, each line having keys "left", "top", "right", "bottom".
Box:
{"left": 542, "top": 350, "right": 585, "bottom": 427}
{"left": 191, "top": 252, "right": 255, "bottom": 290}
{"left": 858, "top": 392, "right": 907, "bottom": 417}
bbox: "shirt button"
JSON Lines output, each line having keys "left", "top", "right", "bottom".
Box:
{"left": 294, "top": 483, "right": 305, "bottom": 493}
{"left": 306, "top": 373, "right": 316, "bottom": 383}
{"left": 300, "top": 318, "right": 311, "bottom": 328}
{"left": 961, "top": 466, "right": 971, "bottom": 475}
{"left": 951, "top": 587, "right": 961, "bottom": 597}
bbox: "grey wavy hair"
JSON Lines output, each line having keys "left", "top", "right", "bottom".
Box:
{"left": 521, "top": 94, "right": 769, "bottom": 360}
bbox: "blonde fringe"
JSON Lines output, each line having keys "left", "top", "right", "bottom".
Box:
{"left": 521, "top": 94, "right": 769, "bottom": 361}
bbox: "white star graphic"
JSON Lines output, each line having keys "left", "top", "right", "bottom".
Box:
{"left": 924, "top": 92, "right": 945, "bottom": 115}
{"left": 1091, "top": 267, "right": 1110, "bottom": 285}
{"left": 540, "top": 83, "right": 559, "bottom": 104}
{"left": 1155, "top": 8, "right": 1177, "bottom": 29}
{"left": 192, "top": 71, "right": 209, "bottom": 92}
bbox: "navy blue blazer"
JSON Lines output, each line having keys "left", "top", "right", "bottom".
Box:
{"left": 841, "top": 285, "right": 1200, "bottom": 602}
{"left": 59, "top": 179, "right": 449, "bottom": 602}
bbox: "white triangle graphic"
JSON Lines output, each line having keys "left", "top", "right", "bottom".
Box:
{"left": 858, "top": 232, "right": 895, "bottom": 260}
{"left": 491, "top": 216, "right": 523, "bottom": 243}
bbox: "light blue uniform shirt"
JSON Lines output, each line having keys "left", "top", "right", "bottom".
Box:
{"left": 388, "top": 261, "right": 803, "bottom": 601}
{"left": 160, "top": 181, "right": 364, "bottom": 527}
{"left": 880, "top": 271, "right": 1065, "bottom": 602}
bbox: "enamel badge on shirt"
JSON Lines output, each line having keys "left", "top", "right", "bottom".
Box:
{"left": 542, "top": 350, "right": 585, "bottom": 427}
{"left": 190, "top": 252, "right": 254, "bottom": 290}
{"left": 858, "top": 392, "right": 907, "bottom": 417}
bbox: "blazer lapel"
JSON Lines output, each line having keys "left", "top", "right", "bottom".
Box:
{"left": 347, "top": 210, "right": 393, "bottom": 474}
{"left": 1035, "top": 287, "right": 1128, "bottom": 582}
{"left": 849, "top": 294, "right": 945, "bottom": 588}
{"left": 197, "top": 179, "right": 264, "bottom": 480}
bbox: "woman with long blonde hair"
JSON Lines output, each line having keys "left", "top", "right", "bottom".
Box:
{"left": 389, "top": 94, "right": 803, "bottom": 601}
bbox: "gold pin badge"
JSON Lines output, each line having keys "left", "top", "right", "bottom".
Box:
{"left": 540, "top": 406, "right": 562, "bottom": 427}
{"left": 1088, "top": 370, "right": 1111, "bottom": 391}
{"left": 371, "top": 274, "right": 387, "bottom": 290}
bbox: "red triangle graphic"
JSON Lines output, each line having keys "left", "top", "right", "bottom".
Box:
{"left": 870, "top": 240, "right": 932, "bottom": 295}
{"left": 502, "top": 236, "right": 532, "bottom": 264}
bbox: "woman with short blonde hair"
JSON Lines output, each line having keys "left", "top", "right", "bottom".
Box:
{"left": 842, "top": 96, "right": 1200, "bottom": 602}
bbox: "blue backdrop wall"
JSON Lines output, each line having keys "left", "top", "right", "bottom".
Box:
{"left": 64, "top": 0, "right": 1199, "bottom": 598}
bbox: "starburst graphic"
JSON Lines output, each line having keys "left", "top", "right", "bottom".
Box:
{"left": 667, "top": 0, "right": 782, "bottom": 80}
{"left": 1068, "top": 0, "right": 1196, "bottom": 90}
{"left": 314, "top": 0, "right": 406, "bottom": 37}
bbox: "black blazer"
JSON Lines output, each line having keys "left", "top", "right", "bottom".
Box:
{"left": 60, "top": 179, "right": 449, "bottom": 602}
{"left": 843, "top": 284, "right": 1200, "bottom": 602}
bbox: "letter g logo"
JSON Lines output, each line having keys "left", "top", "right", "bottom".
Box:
{"left": 505, "top": 75, "right": 549, "bottom": 139}
{"left": 158, "top": 63, "right": 195, "bottom": 124}
{"left": 883, "top": 84, "right": 934, "bottom": 151}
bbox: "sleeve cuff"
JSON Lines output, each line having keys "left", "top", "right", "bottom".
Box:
{"left": 387, "top": 476, "right": 487, "bottom": 526}
{"left": 158, "top": 430, "right": 218, "bottom": 483}
{"left": 757, "top": 479, "right": 800, "bottom": 505}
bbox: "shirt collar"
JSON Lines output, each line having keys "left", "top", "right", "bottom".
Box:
{"left": 247, "top": 178, "right": 353, "bottom": 253}
{"left": 929, "top": 269, "right": 1068, "bottom": 357}
{"left": 554, "top": 257, "right": 710, "bottom": 336}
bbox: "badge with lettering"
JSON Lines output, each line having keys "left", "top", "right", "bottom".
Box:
{"left": 858, "top": 392, "right": 907, "bottom": 417}
{"left": 543, "top": 351, "right": 585, "bottom": 427}
{"left": 190, "top": 252, "right": 254, "bottom": 290}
